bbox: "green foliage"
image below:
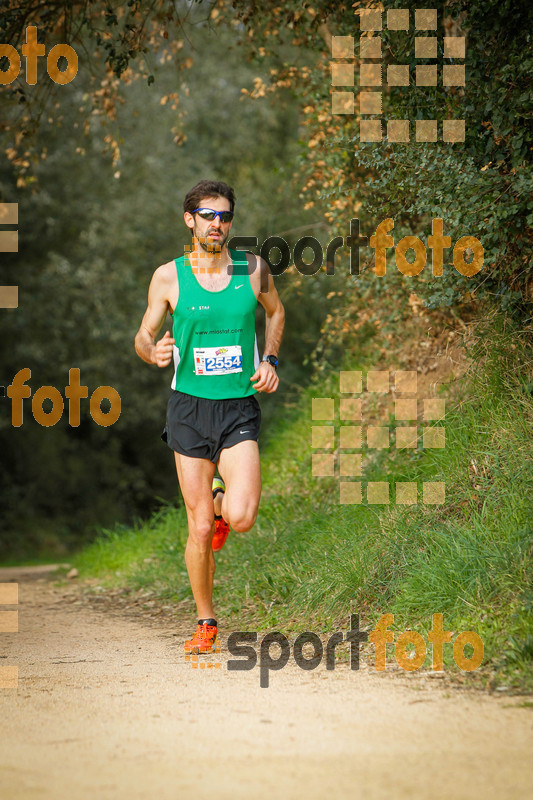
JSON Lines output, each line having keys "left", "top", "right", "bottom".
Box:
{"left": 0, "top": 19, "right": 322, "bottom": 556}
{"left": 227, "top": 0, "right": 533, "bottom": 314}
{"left": 1, "top": 0, "right": 531, "bottom": 598}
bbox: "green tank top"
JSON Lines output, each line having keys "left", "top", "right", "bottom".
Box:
{"left": 170, "top": 249, "right": 259, "bottom": 399}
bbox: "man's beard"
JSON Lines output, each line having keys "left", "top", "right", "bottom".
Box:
{"left": 194, "top": 224, "right": 227, "bottom": 253}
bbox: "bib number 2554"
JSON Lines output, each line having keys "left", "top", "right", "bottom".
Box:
{"left": 194, "top": 345, "right": 243, "bottom": 376}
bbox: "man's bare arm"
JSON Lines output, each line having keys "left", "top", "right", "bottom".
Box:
{"left": 134, "top": 265, "right": 175, "bottom": 368}
{"left": 250, "top": 258, "right": 285, "bottom": 393}
{"left": 258, "top": 262, "right": 285, "bottom": 357}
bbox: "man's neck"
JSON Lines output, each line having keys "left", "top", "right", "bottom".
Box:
{"left": 189, "top": 239, "right": 232, "bottom": 274}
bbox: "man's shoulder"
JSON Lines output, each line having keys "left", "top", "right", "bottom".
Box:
{"left": 153, "top": 259, "right": 178, "bottom": 284}
{"left": 235, "top": 252, "right": 271, "bottom": 294}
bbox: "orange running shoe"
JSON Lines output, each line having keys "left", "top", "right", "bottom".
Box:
{"left": 212, "top": 517, "right": 230, "bottom": 552}
{"left": 184, "top": 620, "right": 218, "bottom": 654}
{"left": 212, "top": 477, "right": 230, "bottom": 552}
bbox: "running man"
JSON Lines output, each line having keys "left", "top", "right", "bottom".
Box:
{"left": 134, "top": 180, "right": 285, "bottom": 654}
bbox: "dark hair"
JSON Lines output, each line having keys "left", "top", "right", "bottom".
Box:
{"left": 183, "top": 180, "right": 236, "bottom": 215}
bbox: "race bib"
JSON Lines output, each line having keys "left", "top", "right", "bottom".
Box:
{"left": 194, "top": 345, "right": 243, "bottom": 376}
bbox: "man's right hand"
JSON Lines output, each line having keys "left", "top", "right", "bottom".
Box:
{"left": 153, "top": 330, "right": 175, "bottom": 368}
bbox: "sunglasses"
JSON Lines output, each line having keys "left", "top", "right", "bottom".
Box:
{"left": 192, "top": 207, "right": 234, "bottom": 223}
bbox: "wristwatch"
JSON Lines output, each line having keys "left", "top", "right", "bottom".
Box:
{"left": 261, "top": 355, "right": 279, "bottom": 369}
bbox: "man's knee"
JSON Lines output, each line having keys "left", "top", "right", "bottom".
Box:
{"left": 188, "top": 519, "right": 213, "bottom": 550}
{"left": 226, "top": 506, "right": 257, "bottom": 533}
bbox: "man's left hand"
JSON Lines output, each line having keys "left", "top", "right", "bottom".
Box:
{"left": 250, "top": 361, "right": 279, "bottom": 393}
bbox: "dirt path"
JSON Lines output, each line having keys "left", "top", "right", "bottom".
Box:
{"left": 0, "top": 566, "right": 531, "bottom": 800}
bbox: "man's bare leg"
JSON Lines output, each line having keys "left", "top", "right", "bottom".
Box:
{"left": 174, "top": 441, "right": 260, "bottom": 619}
{"left": 217, "top": 440, "right": 262, "bottom": 532}
{"left": 173, "top": 452, "right": 217, "bottom": 619}
{"left": 213, "top": 491, "right": 223, "bottom": 518}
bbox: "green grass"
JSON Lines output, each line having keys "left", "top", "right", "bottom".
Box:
{"left": 74, "top": 317, "right": 533, "bottom": 691}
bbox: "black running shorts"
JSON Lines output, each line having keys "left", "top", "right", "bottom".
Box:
{"left": 161, "top": 390, "right": 261, "bottom": 463}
